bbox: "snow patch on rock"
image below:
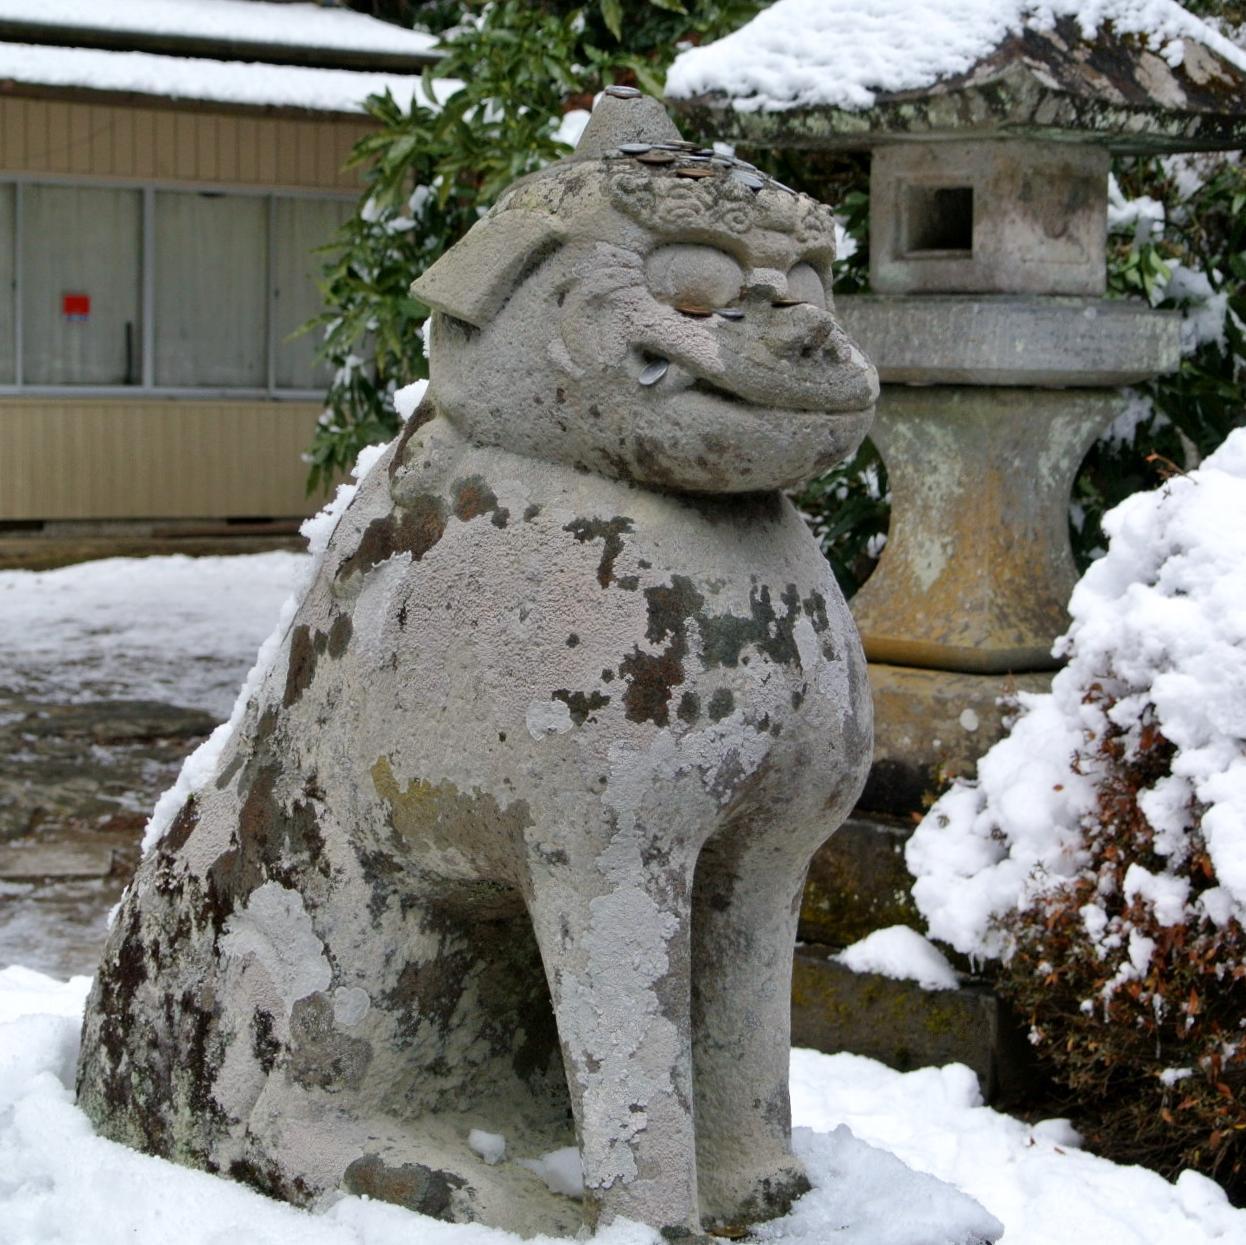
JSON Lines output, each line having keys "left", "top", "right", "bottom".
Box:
{"left": 835, "top": 926, "right": 960, "bottom": 991}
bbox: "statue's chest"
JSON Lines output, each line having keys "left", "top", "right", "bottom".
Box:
{"left": 312, "top": 459, "right": 871, "bottom": 838}
{"left": 369, "top": 486, "right": 859, "bottom": 759}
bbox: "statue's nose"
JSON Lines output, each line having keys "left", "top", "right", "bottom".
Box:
{"left": 762, "top": 301, "right": 845, "bottom": 364}
{"left": 746, "top": 267, "right": 789, "bottom": 302}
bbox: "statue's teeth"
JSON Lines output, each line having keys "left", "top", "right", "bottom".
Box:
{"left": 639, "top": 360, "right": 669, "bottom": 386}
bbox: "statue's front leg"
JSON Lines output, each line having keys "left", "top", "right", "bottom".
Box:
{"left": 524, "top": 829, "right": 709, "bottom": 1241}
{"left": 691, "top": 825, "right": 817, "bottom": 1231}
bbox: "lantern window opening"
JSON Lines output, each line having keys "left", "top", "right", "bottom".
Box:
{"left": 901, "top": 183, "right": 974, "bottom": 257}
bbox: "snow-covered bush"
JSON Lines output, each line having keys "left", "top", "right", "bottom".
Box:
{"left": 907, "top": 428, "right": 1246, "bottom": 1194}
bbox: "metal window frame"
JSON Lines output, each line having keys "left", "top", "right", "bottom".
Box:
{"left": 12, "top": 181, "right": 22, "bottom": 388}
{"left": 0, "top": 172, "right": 354, "bottom": 401}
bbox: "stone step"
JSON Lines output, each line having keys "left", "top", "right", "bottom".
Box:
{"left": 791, "top": 945, "right": 1039, "bottom": 1106}
{"left": 0, "top": 840, "right": 121, "bottom": 880}
{"left": 800, "top": 813, "right": 923, "bottom": 948}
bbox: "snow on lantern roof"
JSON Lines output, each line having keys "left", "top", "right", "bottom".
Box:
{"left": 666, "top": 0, "right": 1246, "bottom": 153}
{"left": 0, "top": 0, "right": 439, "bottom": 72}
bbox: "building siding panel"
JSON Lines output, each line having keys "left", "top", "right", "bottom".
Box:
{"left": 0, "top": 400, "right": 324, "bottom": 519}
{"left": 0, "top": 98, "right": 367, "bottom": 190}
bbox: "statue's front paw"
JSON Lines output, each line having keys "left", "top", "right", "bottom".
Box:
{"left": 700, "top": 1157, "right": 811, "bottom": 1234}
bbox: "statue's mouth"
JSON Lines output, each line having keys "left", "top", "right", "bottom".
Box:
{"left": 636, "top": 352, "right": 878, "bottom": 415}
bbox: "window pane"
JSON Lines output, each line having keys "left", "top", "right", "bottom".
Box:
{"left": 273, "top": 197, "right": 352, "bottom": 390}
{"left": 155, "top": 192, "right": 267, "bottom": 388}
{"left": 0, "top": 184, "right": 13, "bottom": 383}
{"left": 21, "top": 185, "right": 142, "bottom": 385}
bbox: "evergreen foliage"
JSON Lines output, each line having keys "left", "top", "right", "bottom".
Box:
{"left": 309, "top": 3, "right": 1244, "bottom": 603}
{"left": 304, "top": 0, "right": 763, "bottom": 493}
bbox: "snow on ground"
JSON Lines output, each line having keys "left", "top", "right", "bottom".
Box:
{"left": 908, "top": 427, "right": 1246, "bottom": 962}
{"left": 0, "top": 0, "right": 438, "bottom": 57}
{"left": 2, "top": 967, "right": 1242, "bottom": 1244}
{"left": 0, "top": 42, "right": 453, "bottom": 114}
{"left": 665, "top": 0, "right": 1246, "bottom": 112}
{"left": 0, "top": 552, "right": 305, "bottom": 719}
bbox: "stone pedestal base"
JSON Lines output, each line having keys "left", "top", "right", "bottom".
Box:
{"left": 851, "top": 386, "right": 1121, "bottom": 673}
{"left": 859, "top": 662, "right": 1051, "bottom": 816}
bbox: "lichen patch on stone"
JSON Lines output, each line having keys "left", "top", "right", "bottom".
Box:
{"left": 219, "top": 882, "right": 331, "bottom": 1018}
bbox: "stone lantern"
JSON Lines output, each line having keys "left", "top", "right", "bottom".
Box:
{"left": 670, "top": 11, "right": 1246, "bottom": 1088}
{"left": 673, "top": 12, "right": 1246, "bottom": 814}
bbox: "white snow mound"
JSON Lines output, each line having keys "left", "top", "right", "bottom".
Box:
{"left": 835, "top": 926, "right": 960, "bottom": 991}
{"left": 907, "top": 427, "right": 1246, "bottom": 963}
{"left": 6, "top": 968, "right": 1244, "bottom": 1244}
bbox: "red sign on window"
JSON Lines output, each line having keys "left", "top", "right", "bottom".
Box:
{"left": 62, "top": 293, "right": 91, "bottom": 322}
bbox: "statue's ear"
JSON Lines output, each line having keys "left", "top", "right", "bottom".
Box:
{"left": 410, "top": 210, "right": 565, "bottom": 327}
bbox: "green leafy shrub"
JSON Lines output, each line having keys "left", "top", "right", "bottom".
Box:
{"left": 311, "top": 5, "right": 1243, "bottom": 605}
{"left": 305, "top": 0, "right": 764, "bottom": 493}
{"left": 1071, "top": 149, "right": 1246, "bottom": 568}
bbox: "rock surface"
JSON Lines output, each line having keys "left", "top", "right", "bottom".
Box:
{"left": 0, "top": 696, "right": 215, "bottom": 979}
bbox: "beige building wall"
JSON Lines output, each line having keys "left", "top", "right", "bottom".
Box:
{"left": 0, "top": 95, "right": 371, "bottom": 189}
{"left": 0, "top": 400, "right": 325, "bottom": 520}
{"left": 1, "top": 94, "right": 370, "bottom": 522}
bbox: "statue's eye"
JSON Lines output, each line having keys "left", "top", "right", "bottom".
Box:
{"left": 785, "top": 262, "right": 827, "bottom": 309}
{"left": 645, "top": 244, "right": 744, "bottom": 310}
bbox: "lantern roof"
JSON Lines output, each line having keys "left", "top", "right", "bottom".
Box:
{"left": 667, "top": 0, "right": 1246, "bottom": 154}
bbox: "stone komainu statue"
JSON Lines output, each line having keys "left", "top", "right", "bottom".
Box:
{"left": 77, "top": 91, "right": 877, "bottom": 1242}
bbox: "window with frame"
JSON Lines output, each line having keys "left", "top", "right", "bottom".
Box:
{"left": 0, "top": 179, "right": 352, "bottom": 395}
{"left": 22, "top": 185, "right": 144, "bottom": 386}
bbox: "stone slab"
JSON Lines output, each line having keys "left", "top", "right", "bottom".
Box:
{"left": 838, "top": 295, "right": 1180, "bottom": 387}
{"left": 791, "top": 946, "right": 1038, "bottom": 1106}
{"left": 0, "top": 698, "right": 215, "bottom": 840}
{"left": 0, "top": 840, "right": 120, "bottom": 880}
{"left": 0, "top": 877, "right": 122, "bottom": 978}
{"left": 801, "top": 814, "right": 922, "bottom": 947}
{"left": 859, "top": 664, "right": 1053, "bottom": 817}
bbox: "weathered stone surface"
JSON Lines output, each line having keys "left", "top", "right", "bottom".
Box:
{"left": 800, "top": 815, "right": 921, "bottom": 948}
{"left": 839, "top": 295, "right": 1180, "bottom": 387}
{"left": 852, "top": 386, "right": 1121, "bottom": 674}
{"left": 870, "top": 141, "right": 1108, "bottom": 297}
{"left": 76, "top": 92, "right": 878, "bottom": 1243}
{"left": 858, "top": 664, "right": 1054, "bottom": 817}
{"left": 791, "top": 948, "right": 1038, "bottom": 1106}
{"left": 674, "top": 17, "right": 1246, "bottom": 155}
